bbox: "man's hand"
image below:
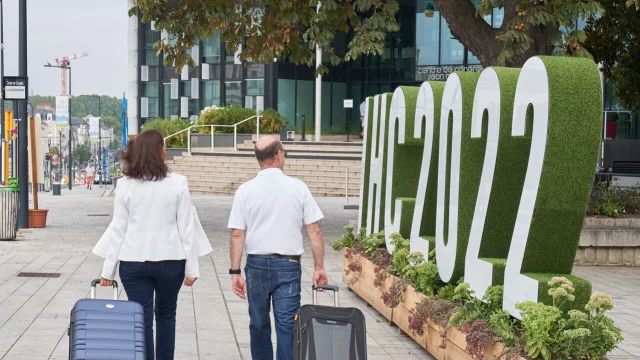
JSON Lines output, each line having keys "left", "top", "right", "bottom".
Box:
{"left": 184, "top": 277, "right": 197, "bottom": 286}
{"left": 99, "top": 277, "right": 113, "bottom": 287}
{"left": 313, "top": 268, "right": 328, "bottom": 289}
{"left": 232, "top": 275, "right": 247, "bottom": 300}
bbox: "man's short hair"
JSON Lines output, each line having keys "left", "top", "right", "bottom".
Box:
{"left": 255, "top": 141, "right": 282, "bottom": 163}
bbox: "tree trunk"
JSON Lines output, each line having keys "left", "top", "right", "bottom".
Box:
{"left": 433, "top": 0, "right": 503, "bottom": 67}
{"left": 434, "top": 0, "right": 558, "bottom": 68}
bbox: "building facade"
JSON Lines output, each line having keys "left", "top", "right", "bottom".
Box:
{"left": 126, "top": 0, "right": 639, "bottom": 174}
{"left": 127, "top": 0, "right": 503, "bottom": 136}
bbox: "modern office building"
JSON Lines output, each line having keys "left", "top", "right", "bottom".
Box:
{"left": 126, "top": 0, "right": 501, "bottom": 135}
{"left": 126, "top": 0, "right": 638, "bottom": 173}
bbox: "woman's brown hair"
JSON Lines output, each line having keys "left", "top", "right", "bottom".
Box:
{"left": 121, "top": 129, "right": 168, "bottom": 181}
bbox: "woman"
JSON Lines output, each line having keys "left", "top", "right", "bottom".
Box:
{"left": 92, "top": 129, "right": 212, "bottom": 360}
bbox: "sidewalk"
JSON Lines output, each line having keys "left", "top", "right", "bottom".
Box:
{"left": 0, "top": 188, "right": 638, "bottom": 359}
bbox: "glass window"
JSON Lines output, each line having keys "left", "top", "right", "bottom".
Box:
{"left": 296, "top": 80, "right": 314, "bottom": 132}
{"left": 163, "top": 83, "right": 179, "bottom": 118}
{"left": 143, "top": 23, "right": 161, "bottom": 66}
{"left": 203, "top": 32, "right": 221, "bottom": 63}
{"left": 492, "top": 8, "right": 504, "bottom": 28}
{"left": 416, "top": 4, "right": 440, "bottom": 66}
{"left": 181, "top": 81, "right": 192, "bottom": 98}
{"left": 245, "top": 79, "right": 264, "bottom": 96}
{"left": 278, "top": 80, "right": 296, "bottom": 129}
{"left": 321, "top": 82, "right": 331, "bottom": 133}
{"left": 226, "top": 46, "right": 241, "bottom": 63}
{"left": 143, "top": 82, "right": 159, "bottom": 97}
{"left": 468, "top": 49, "right": 482, "bottom": 65}
{"left": 189, "top": 99, "right": 200, "bottom": 118}
{"left": 203, "top": 80, "right": 221, "bottom": 108}
{"left": 331, "top": 83, "right": 347, "bottom": 134}
{"left": 143, "top": 83, "right": 159, "bottom": 118}
{"left": 225, "top": 81, "right": 242, "bottom": 106}
{"left": 440, "top": 18, "right": 465, "bottom": 65}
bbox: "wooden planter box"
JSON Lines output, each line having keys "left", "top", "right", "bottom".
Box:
{"left": 343, "top": 251, "right": 521, "bottom": 360}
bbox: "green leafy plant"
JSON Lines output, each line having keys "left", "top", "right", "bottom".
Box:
{"left": 141, "top": 118, "right": 192, "bottom": 148}
{"left": 331, "top": 226, "right": 365, "bottom": 251}
{"left": 601, "top": 203, "right": 623, "bottom": 218}
{"left": 547, "top": 277, "right": 576, "bottom": 312}
{"left": 388, "top": 233, "right": 410, "bottom": 276}
{"left": 363, "top": 231, "right": 387, "bottom": 257}
{"left": 560, "top": 292, "right": 623, "bottom": 359}
{"left": 449, "top": 285, "right": 504, "bottom": 329}
{"left": 197, "top": 105, "right": 285, "bottom": 134}
{"left": 516, "top": 301, "right": 566, "bottom": 360}
{"left": 403, "top": 254, "right": 440, "bottom": 296}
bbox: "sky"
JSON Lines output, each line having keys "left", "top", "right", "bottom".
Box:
{"left": 2, "top": 0, "right": 128, "bottom": 98}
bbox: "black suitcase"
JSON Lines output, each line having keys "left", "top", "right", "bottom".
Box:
{"left": 293, "top": 284, "right": 367, "bottom": 360}
{"left": 68, "top": 279, "right": 146, "bottom": 360}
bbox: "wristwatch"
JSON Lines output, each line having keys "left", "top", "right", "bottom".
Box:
{"left": 229, "top": 269, "right": 241, "bottom": 275}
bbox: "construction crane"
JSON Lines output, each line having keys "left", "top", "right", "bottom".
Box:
{"left": 55, "top": 52, "right": 89, "bottom": 95}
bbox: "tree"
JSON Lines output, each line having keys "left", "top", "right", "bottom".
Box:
{"left": 130, "top": 0, "right": 400, "bottom": 74}
{"left": 435, "top": 0, "right": 602, "bottom": 67}
{"left": 101, "top": 116, "right": 123, "bottom": 137}
{"left": 72, "top": 142, "right": 92, "bottom": 167}
{"left": 584, "top": 0, "right": 640, "bottom": 114}
{"left": 131, "top": 0, "right": 612, "bottom": 70}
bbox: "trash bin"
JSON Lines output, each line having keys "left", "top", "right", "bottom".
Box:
{"left": 0, "top": 179, "right": 20, "bottom": 241}
{"left": 53, "top": 183, "right": 61, "bottom": 196}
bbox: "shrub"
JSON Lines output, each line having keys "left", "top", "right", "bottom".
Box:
{"left": 141, "top": 118, "right": 192, "bottom": 148}
{"left": 197, "top": 105, "right": 285, "bottom": 134}
{"left": 588, "top": 182, "right": 640, "bottom": 217}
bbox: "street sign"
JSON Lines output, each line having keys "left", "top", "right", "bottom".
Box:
{"left": 343, "top": 99, "right": 353, "bottom": 108}
{"left": 2, "top": 76, "right": 28, "bottom": 100}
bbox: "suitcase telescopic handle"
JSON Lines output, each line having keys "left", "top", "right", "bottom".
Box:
{"left": 312, "top": 285, "right": 339, "bottom": 307}
{"left": 90, "top": 279, "right": 119, "bottom": 300}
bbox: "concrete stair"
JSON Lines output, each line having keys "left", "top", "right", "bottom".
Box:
{"left": 169, "top": 141, "right": 363, "bottom": 197}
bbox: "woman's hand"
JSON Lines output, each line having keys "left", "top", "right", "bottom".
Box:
{"left": 100, "top": 277, "right": 113, "bottom": 287}
{"left": 184, "top": 277, "right": 197, "bottom": 286}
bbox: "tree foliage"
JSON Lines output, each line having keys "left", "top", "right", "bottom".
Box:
{"left": 130, "top": 0, "right": 400, "bottom": 74}
{"left": 72, "top": 142, "right": 92, "bottom": 167}
{"left": 584, "top": 0, "right": 640, "bottom": 114}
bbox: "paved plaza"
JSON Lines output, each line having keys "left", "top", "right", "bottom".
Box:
{"left": 0, "top": 188, "right": 639, "bottom": 359}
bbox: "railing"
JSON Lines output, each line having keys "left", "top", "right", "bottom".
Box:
{"left": 163, "top": 115, "right": 261, "bottom": 155}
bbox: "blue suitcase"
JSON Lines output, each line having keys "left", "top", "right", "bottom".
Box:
{"left": 68, "top": 279, "right": 146, "bottom": 360}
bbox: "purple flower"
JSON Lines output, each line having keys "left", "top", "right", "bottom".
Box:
{"left": 614, "top": 209, "right": 618, "bottom": 213}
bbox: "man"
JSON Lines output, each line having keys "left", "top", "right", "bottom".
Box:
{"left": 228, "top": 136, "right": 328, "bottom": 360}
{"left": 85, "top": 164, "right": 95, "bottom": 190}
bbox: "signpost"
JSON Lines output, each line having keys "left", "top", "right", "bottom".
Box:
{"left": 344, "top": 99, "right": 353, "bottom": 142}
{"left": 2, "top": 77, "right": 28, "bottom": 101}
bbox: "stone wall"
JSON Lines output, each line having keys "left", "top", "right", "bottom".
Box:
{"left": 575, "top": 217, "right": 640, "bottom": 266}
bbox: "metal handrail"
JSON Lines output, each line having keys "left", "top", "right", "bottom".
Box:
{"left": 163, "top": 115, "right": 260, "bottom": 154}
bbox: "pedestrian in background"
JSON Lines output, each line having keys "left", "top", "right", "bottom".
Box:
{"left": 228, "top": 136, "right": 329, "bottom": 360}
{"left": 92, "top": 129, "right": 212, "bottom": 360}
{"left": 85, "top": 164, "right": 94, "bottom": 190}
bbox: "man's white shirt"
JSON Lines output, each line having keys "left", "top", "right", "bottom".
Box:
{"left": 227, "top": 168, "right": 324, "bottom": 256}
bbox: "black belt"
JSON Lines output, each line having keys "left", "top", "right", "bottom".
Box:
{"left": 247, "top": 254, "right": 301, "bottom": 261}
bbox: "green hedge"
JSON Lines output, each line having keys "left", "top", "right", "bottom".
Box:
{"left": 142, "top": 118, "right": 192, "bottom": 148}
{"left": 197, "top": 105, "right": 285, "bottom": 134}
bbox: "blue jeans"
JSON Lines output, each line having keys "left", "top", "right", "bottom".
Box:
{"left": 245, "top": 257, "right": 302, "bottom": 360}
{"left": 119, "top": 260, "right": 185, "bottom": 360}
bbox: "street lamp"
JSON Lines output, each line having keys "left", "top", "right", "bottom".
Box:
{"left": 90, "top": 95, "right": 103, "bottom": 187}
{"left": 44, "top": 62, "right": 73, "bottom": 189}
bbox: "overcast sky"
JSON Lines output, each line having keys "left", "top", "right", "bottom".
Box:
{"left": 2, "top": 0, "right": 128, "bottom": 98}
